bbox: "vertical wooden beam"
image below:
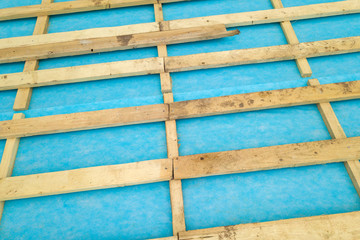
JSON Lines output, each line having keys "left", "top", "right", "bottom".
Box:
{"left": 0, "top": 113, "right": 25, "bottom": 222}
{"left": 308, "top": 79, "right": 360, "bottom": 196}
{"left": 154, "top": 1, "right": 186, "bottom": 235}
{"left": 270, "top": 0, "right": 312, "bottom": 78}
{"left": 13, "top": 0, "right": 53, "bottom": 111}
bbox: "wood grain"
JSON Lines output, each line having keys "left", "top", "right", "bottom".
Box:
{"left": 174, "top": 137, "right": 360, "bottom": 179}
{"left": 0, "top": 159, "right": 172, "bottom": 201}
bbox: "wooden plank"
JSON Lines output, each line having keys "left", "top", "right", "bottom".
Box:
{"left": 169, "top": 81, "right": 360, "bottom": 119}
{"left": 0, "top": 0, "right": 188, "bottom": 21}
{"left": 148, "top": 237, "right": 178, "bottom": 240}
{"left": 1, "top": 1, "right": 359, "bottom": 49}
{"left": 165, "top": 36, "right": 360, "bottom": 72}
{"left": 13, "top": 0, "right": 52, "bottom": 111}
{"left": 308, "top": 79, "right": 360, "bottom": 197}
{"left": 179, "top": 211, "right": 360, "bottom": 240}
{"left": 0, "top": 57, "right": 165, "bottom": 91}
{"left": 0, "top": 113, "right": 25, "bottom": 222}
{"left": 155, "top": 2, "right": 186, "bottom": 234}
{"left": 174, "top": 137, "right": 360, "bottom": 180}
{"left": 0, "top": 104, "right": 168, "bottom": 139}
{"left": 0, "top": 159, "right": 172, "bottom": 201}
{"left": 168, "top": 0, "right": 360, "bottom": 29}
{"left": 0, "top": 25, "right": 239, "bottom": 64}
{"left": 270, "top": 0, "right": 312, "bottom": 78}
{"left": 2, "top": 37, "right": 359, "bottom": 92}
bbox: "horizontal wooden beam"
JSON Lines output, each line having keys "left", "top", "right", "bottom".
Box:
{"left": 1, "top": 1, "right": 358, "bottom": 50}
{"left": 0, "top": 25, "right": 238, "bottom": 64}
{"left": 174, "top": 136, "right": 360, "bottom": 179}
{"left": 0, "top": 0, "right": 188, "bottom": 21}
{"left": 165, "top": 36, "right": 360, "bottom": 72}
{"left": 0, "top": 158, "right": 172, "bottom": 201}
{"left": 0, "top": 81, "right": 359, "bottom": 139}
{"left": 0, "top": 58, "right": 164, "bottom": 91}
{"left": 169, "top": 80, "right": 360, "bottom": 119}
{"left": 0, "top": 104, "right": 168, "bottom": 139}
{"left": 169, "top": 0, "right": 360, "bottom": 29}
{"left": 1, "top": 37, "right": 359, "bottom": 91}
{"left": 179, "top": 211, "right": 360, "bottom": 239}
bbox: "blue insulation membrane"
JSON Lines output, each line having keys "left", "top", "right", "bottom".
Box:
{"left": 0, "top": 0, "right": 359, "bottom": 239}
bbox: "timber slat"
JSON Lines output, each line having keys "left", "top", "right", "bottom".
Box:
{"left": 0, "top": 81, "right": 359, "bottom": 139}
{"left": 165, "top": 36, "right": 360, "bottom": 72}
{"left": 179, "top": 211, "right": 360, "bottom": 240}
{"left": 0, "top": 104, "right": 168, "bottom": 139}
{"left": 174, "top": 136, "right": 360, "bottom": 179}
{"left": 0, "top": 0, "right": 188, "bottom": 21}
{"left": 0, "top": 25, "right": 238, "bottom": 64}
{"left": 0, "top": 159, "right": 172, "bottom": 201}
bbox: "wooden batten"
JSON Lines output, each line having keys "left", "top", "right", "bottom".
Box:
{"left": 165, "top": 36, "right": 360, "bottom": 72}
{"left": 0, "top": 104, "right": 168, "bottom": 139}
{"left": 0, "top": 25, "right": 238, "bottom": 64}
{"left": 0, "top": 159, "right": 172, "bottom": 201}
{"left": 174, "top": 137, "right": 360, "bottom": 179}
{"left": 179, "top": 211, "right": 360, "bottom": 239}
{"left": 169, "top": 81, "right": 360, "bottom": 119}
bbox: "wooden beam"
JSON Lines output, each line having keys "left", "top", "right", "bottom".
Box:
{"left": 0, "top": 0, "right": 189, "bottom": 21}
{"left": 1, "top": 1, "right": 359, "bottom": 50}
{"left": 270, "top": 0, "right": 312, "bottom": 78}
{"left": 0, "top": 158, "right": 172, "bottom": 201}
{"left": 0, "top": 104, "right": 168, "bottom": 139}
{"left": 0, "top": 113, "right": 25, "bottom": 222}
{"left": 155, "top": 1, "right": 186, "bottom": 233}
{"left": 168, "top": 0, "right": 360, "bottom": 29}
{"left": 1, "top": 81, "right": 359, "bottom": 139}
{"left": 165, "top": 36, "right": 360, "bottom": 72}
{"left": 169, "top": 81, "right": 360, "bottom": 119}
{"left": 1, "top": 37, "right": 360, "bottom": 92}
{"left": 13, "top": 0, "right": 52, "bottom": 111}
{"left": 179, "top": 211, "right": 360, "bottom": 240}
{"left": 174, "top": 137, "right": 360, "bottom": 180}
{"left": 0, "top": 57, "right": 165, "bottom": 91}
{"left": 308, "top": 79, "right": 360, "bottom": 197}
{"left": 0, "top": 25, "right": 239, "bottom": 64}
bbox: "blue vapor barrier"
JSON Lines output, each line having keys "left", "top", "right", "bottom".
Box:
{"left": 0, "top": 0, "right": 359, "bottom": 239}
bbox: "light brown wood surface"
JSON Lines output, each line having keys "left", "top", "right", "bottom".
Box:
{"left": 13, "top": 0, "right": 52, "bottom": 111}
{"left": 0, "top": 0, "right": 188, "bottom": 21}
{"left": 165, "top": 36, "right": 360, "bottom": 72}
{"left": 308, "top": 79, "right": 360, "bottom": 197}
{"left": 174, "top": 137, "right": 360, "bottom": 179}
{"left": 0, "top": 104, "right": 168, "bottom": 139}
{"left": 179, "top": 211, "right": 360, "bottom": 240}
{"left": 170, "top": 81, "right": 360, "bottom": 119}
{"left": 0, "top": 57, "right": 164, "bottom": 91}
{"left": 0, "top": 159, "right": 172, "bottom": 201}
{"left": 270, "top": 0, "right": 312, "bottom": 77}
{"left": 0, "top": 25, "right": 238, "bottom": 64}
